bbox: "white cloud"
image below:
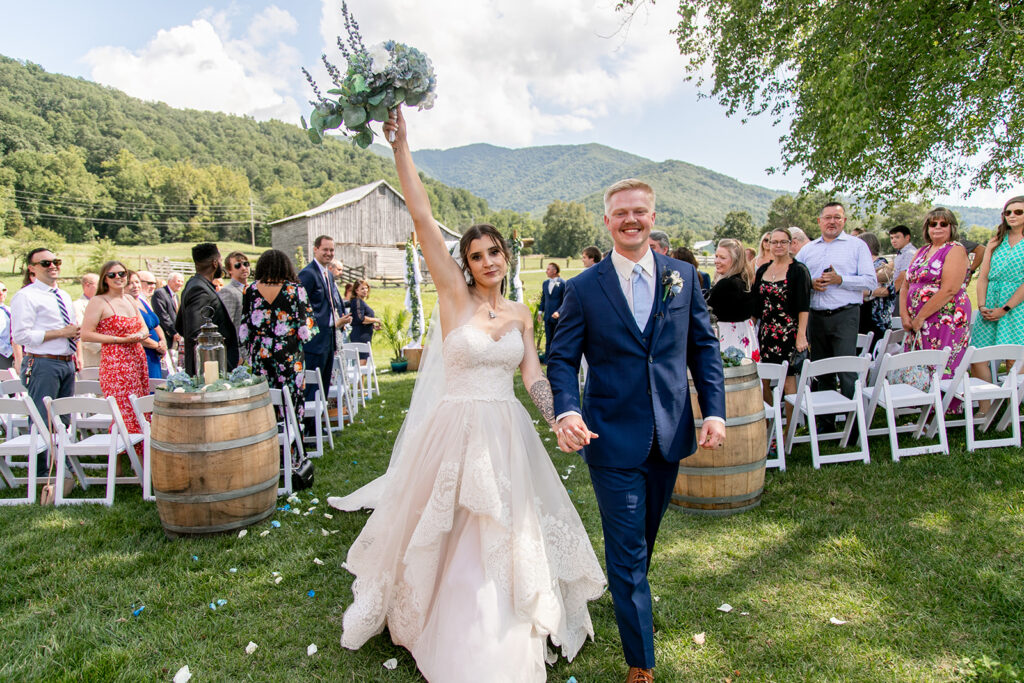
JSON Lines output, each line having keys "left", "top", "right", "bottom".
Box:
{"left": 82, "top": 7, "right": 301, "bottom": 124}
{"left": 314, "top": 0, "right": 687, "bottom": 149}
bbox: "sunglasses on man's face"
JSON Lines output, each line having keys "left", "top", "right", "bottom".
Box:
{"left": 106, "top": 271, "right": 128, "bottom": 279}
{"left": 140, "top": 280, "right": 156, "bottom": 286}
{"left": 1004, "top": 208, "right": 1024, "bottom": 217}
{"left": 32, "top": 259, "right": 62, "bottom": 268}
{"left": 927, "top": 221, "right": 951, "bottom": 228}
{"left": 233, "top": 261, "right": 250, "bottom": 269}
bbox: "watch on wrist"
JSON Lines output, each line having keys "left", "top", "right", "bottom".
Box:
{"left": 1003, "top": 305, "right": 1012, "bottom": 313}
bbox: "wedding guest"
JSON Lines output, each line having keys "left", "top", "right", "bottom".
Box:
{"left": 239, "top": 249, "right": 317, "bottom": 424}
{"left": 11, "top": 248, "right": 79, "bottom": 475}
{"left": 754, "top": 232, "right": 772, "bottom": 269}
{"left": 972, "top": 196, "right": 1024, "bottom": 379}
{"left": 128, "top": 271, "right": 168, "bottom": 382}
{"left": 707, "top": 238, "right": 760, "bottom": 359}
{"left": 581, "top": 245, "right": 602, "bottom": 268}
{"left": 648, "top": 230, "right": 670, "bottom": 255}
{"left": 218, "top": 251, "right": 249, "bottom": 334}
{"left": 789, "top": 227, "right": 810, "bottom": 255}
{"left": 797, "top": 203, "right": 877, "bottom": 402}
{"left": 73, "top": 273, "right": 101, "bottom": 368}
{"left": 212, "top": 277, "right": 224, "bottom": 292}
{"left": 0, "top": 282, "right": 12, "bottom": 370}
{"left": 744, "top": 247, "right": 757, "bottom": 264}
{"left": 80, "top": 262, "right": 149, "bottom": 457}
{"left": 349, "top": 279, "right": 380, "bottom": 359}
{"left": 175, "top": 244, "right": 239, "bottom": 376}
{"left": 959, "top": 237, "right": 987, "bottom": 282}
{"left": 858, "top": 232, "right": 895, "bottom": 348}
{"left": 152, "top": 271, "right": 183, "bottom": 362}
{"left": 342, "top": 282, "right": 355, "bottom": 314}
{"left": 671, "top": 246, "right": 711, "bottom": 294}
{"left": 898, "top": 208, "right": 971, "bottom": 407}
{"left": 888, "top": 225, "right": 916, "bottom": 322}
{"left": 753, "top": 228, "right": 810, "bottom": 399}
{"left": 298, "top": 235, "right": 351, "bottom": 393}
{"left": 538, "top": 262, "right": 565, "bottom": 359}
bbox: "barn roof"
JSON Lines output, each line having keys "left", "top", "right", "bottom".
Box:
{"left": 269, "top": 179, "right": 460, "bottom": 238}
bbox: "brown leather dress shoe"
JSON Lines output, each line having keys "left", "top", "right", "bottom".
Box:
{"left": 627, "top": 667, "right": 654, "bottom": 683}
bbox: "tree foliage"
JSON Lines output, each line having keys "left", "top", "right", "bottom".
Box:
{"left": 622, "top": 0, "right": 1024, "bottom": 204}
{"left": 539, "top": 201, "right": 600, "bottom": 257}
{"left": 713, "top": 210, "right": 758, "bottom": 244}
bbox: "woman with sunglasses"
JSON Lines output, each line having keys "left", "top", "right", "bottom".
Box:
{"left": 897, "top": 208, "right": 971, "bottom": 409}
{"left": 754, "top": 232, "right": 773, "bottom": 270}
{"left": 971, "top": 197, "right": 1024, "bottom": 368}
{"left": 81, "top": 261, "right": 151, "bottom": 453}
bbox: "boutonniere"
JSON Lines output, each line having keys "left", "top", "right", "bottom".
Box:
{"left": 661, "top": 269, "right": 684, "bottom": 301}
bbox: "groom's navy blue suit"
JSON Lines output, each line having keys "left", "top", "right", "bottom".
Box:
{"left": 547, "top": 251, "right": 725, "bottom": 669}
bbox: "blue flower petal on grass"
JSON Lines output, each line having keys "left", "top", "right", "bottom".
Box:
{"left": 271, "top": 521, "right": 281, "bottom": 528}
{"left": 307, "top": 590, "right": 316, "bottom": 598}
{"left": 132, "top": 606, "right": 145, "bottom": 617}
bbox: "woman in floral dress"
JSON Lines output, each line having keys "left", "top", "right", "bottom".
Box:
{"left": 898, "top": 208, "right": 971, "bottom": 409}
{"left": 238, "top": 249, "right": 317, "bottom": 424}
{"left": 80, "top": 262, "right": 150, "bottom": 458}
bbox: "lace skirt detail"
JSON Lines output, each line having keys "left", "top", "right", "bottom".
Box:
{"left": 340, "top": 398, "right": 606, "bottom": 682}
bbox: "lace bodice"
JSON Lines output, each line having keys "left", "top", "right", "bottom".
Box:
{"left": 442, "top": 325, "right": 523, "bottom": 401}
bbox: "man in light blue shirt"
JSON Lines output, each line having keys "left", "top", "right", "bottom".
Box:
{"left": 0, "top": 282, "right": 12, "bottom": 369}
{"left": 796, "top": 202, "right": 877, "bottom": 400}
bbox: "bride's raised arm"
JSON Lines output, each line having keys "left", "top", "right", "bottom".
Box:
{"left": 384, "top": 109, "right": 467, "bottom": 302}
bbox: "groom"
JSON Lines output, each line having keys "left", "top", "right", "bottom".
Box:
{"left": 546, "top": 178, "right": 726, "bottom": 683}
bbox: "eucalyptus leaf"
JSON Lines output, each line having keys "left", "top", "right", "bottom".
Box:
{"left": 326, "top": 88, "right": 345, "bottom": 95}
{"left": 309, "top": 108, "right": 324, "bottom": 128}
{"left": 368, "top": 90, "right": 387, "bottom": 106}
{"left": 354, "top": 129, "right": 373, "bottom": 149}
{"left": 392, "top": 87, "right": 406, "bottom": 104}
{"left": 323, "top": 113, "right": 343, "bottom": 130}
{"left": 300, "top": 115, "right": 308, "bottom": 130}
{"left": 351, "top": 73, "right": 368, "bottom": 93}
{"left": 342, "top": 106, "right": 367, "bottom": 128}
{"left": 307, "top": 127, "right": 322, "bottom": 145}
{"left": 405, "top": 91, "right": 423, "bottom": 107}
{"left": 368, "top": 101, "right": 390, "bottom": 123}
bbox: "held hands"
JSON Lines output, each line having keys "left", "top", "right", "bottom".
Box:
{"left": 812, "top": 269, "right": 843, "bottom": 292}
{"left": 698, "top": 420, "right": 727, "bottom": 450}
{"left": 555, "top": 414, "right": 598, "bottom": 453}
{"left": 62, "top": 323, "right": 81, "bottom": 340}
{"left": 979, "top": 307, "right": 1006, "bottom": 322}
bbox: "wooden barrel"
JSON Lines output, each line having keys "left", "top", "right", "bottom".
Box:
{"left": 672, "top": 360, "right": 767, "bottom": 516}
{"left": 403, "top": 347, "right": 423, "bottom": 371}
{"left": 150, "top": 382, "right": 279, "bottom": 538}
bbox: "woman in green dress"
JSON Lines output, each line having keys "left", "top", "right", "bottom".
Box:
{"left": 972, "top": 195, "right": 1024, "bottom": 380}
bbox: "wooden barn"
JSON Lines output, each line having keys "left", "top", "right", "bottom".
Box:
{"left": 269, "top": 179, "right": 460, "bottom": 280}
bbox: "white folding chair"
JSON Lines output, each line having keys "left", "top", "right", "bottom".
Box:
{"left": 74, "top": 380, "right": 103, "bottom": 396}
{"left": 77, "top": 367, "right": 100, "bottom": 381}
{"left": 270, "top": 386, "right": 304, "bottom": 496}
{"left": 72, "top": 380, "right": 112, "bottom": 433}
{"left": 341, "top": 347, "right": 366, "bottom": 409}
{"left": 327, "top": 353, "right": 355, "bottom": 431}
{"left": 0, "top": 368, "right": 19, "bottom": 381}
{"left": 128, "top": 393, "right": 155, "bottom": 502}
{"left": 303, "top": 368, "right": 334, "bottom": 457}
{"left": 45, "top": 396, "right": 146, "bottom": 506}
{"left": 937, "top": 345, "right": 1024, "bottom": 451}
{"left": 0, "top": 395, "right": 49, "bottom": 503}
{"left": 784, "top": 356, "right": 871, "bottom": 468}
{"left": 861, "top": 349, "right": 950, "bottom": 461}
{"left": 756, "top": 360, "right": 788, "bottom": 471}
{"left": 856, "top": 332, "right": 874, "bottom": 358}
{"left": 345, "top": 342, "right": 379, "bottom": 399}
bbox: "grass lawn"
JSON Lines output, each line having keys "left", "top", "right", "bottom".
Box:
{"left": 1, "top": 362, "right": 1022, "bottom": 682}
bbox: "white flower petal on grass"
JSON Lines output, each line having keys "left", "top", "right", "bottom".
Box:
{"left": 260, "top": 530, "right": 271, "bottom": 537}
{"left": 307, "top": 643, "right": 318, "bottom": 656}
{"left": 321, "top": 528, "right": 330, "bottom": 536}
{"left": 314, "top": 558, "right": 324, "bottom": 566}
{"left": 274, "top": 576, "right": 283, "bottom": 584}
{"left": 323, "top": 513, "right": 333, "bottom": 519}
{"left": 245, "top": 641, "right": 258, "bottom": 655}
{"left": 237, "top": 529, "right": 247, "bottom": 538}
{"left": 383, "top": 658, "right": 398, "bottom": 670}
{"left": 653, "top": 596, "right": 660, "bottom": 602}
{"left": 717, "top": 603, "right": 733, "bottom": 613}
{"left": 693, "top": 632, "right": 706, "bottom": 645}
{"left": 829, "top": 617, "right": 847, "bottom": 625}
{"left": 173, "top": 665, "right": 192, "bottom": 683}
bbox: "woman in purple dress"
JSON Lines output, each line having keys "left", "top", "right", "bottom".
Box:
{"left": 898, "top": 207, "right": 971, "bottom": 407}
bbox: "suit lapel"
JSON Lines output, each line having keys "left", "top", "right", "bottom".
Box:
{"left": 595, "top": 258, "right": 645, "bottom": 346}
{"left": 649, "top": 254, "right": 672, "bottom": 351}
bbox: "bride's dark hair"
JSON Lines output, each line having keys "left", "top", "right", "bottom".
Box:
{"left": 459, "top": 224, "right": 511, "bottom": 294}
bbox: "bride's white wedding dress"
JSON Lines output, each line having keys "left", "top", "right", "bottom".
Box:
{"left": 337, "top": 324, "right": 606, "bottom": 682}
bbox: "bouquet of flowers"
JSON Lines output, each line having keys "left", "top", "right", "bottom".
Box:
{"left": 302, "top": 2, "right": 437, "bottom": 148}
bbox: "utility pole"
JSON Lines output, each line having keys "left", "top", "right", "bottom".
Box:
{"left": 249, "top": 192, "right": 256, "bottom": 247}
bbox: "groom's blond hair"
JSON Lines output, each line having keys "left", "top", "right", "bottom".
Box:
{"left": 603, "top": 179, "right": 655, "bottom": 215}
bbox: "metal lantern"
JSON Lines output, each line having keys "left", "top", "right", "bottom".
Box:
{"left": 195, "top": 306, "right": 227, "bottom": 384}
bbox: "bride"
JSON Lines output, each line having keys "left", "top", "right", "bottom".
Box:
{"left": 330, "top": 108, "right": 606, "bottom": 682}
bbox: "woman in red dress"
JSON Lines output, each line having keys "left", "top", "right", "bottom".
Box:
{"left": 81, "top": 262, "right": 150, "bottom": 456}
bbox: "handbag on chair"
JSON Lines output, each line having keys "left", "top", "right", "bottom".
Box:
{"left": 291, "top": 458, "right": 315, "bottom": 491}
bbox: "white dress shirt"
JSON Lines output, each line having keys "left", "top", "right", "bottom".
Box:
{"left": 796, "top": 232, "right": 878, "bottom": 310}
{"left": 11, "top": 281, "right": 77, "bottom": 355}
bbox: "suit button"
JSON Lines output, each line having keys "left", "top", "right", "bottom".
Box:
{"left": 648, "top": 356, "right": 653, "bottom": 364}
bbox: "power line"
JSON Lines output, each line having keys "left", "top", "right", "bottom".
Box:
{"left": 10, "top": 193, "right": 264, "bottom": 217}
{"left": 4, "top": 208, "right": 261, "bottom": 228}
{"left": 10, "top": 187, "right": 260, "bottom": 212}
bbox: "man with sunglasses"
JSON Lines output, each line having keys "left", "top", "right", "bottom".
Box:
{"left": 10, "top": 248, "right": 80, "bottom": 476}
{"left": 218, "top": 251, "right": 250, "bottom": 335}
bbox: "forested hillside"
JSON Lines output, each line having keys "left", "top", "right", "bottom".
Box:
{"left": 0, "top": 56, "right": 491, "bottom": 245}
{"left": 411, "top": 142, "right": 786, "bottom": 237}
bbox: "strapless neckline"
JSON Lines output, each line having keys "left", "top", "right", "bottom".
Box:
{"left": 446, "top": 324, "right": 522, "bottom": 344}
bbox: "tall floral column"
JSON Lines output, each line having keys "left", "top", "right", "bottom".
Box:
{"left": 507, "top": 229, "right": 524, "bottom": 304}
{"left": 404, "top": 234, "right": 425, "bottom": 353}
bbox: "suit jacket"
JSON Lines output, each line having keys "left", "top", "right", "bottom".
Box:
{"left": 151, "top": 285, "right": 179, "bottom": 341}
{"left": 298, "top": 261, "right": 344, "bottom": 356}
{"left": 539, "top": 277, "right": 565, "bottom": 322}
{"left": 175, "top": 275, "right": 239, "bottom": 376}
{"left": 546, "top": 252, "right": 726, "bottom": 467}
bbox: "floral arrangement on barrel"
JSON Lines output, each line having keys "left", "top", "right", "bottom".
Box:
{"left": 162, "top": 366, "right": 264, "bottom": 393}
{"left": 379, "top": 308, "right": 412, "bottom": 372}
{"left": 301, "top": 2, "right": 437, "bottom": 148}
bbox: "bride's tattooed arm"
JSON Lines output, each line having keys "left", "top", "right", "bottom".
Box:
{"left": 528, "top": 378, "right": 556, "bottom": 428}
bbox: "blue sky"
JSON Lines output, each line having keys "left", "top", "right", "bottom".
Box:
{"left": 0, "top": 1, "right": 1008, "bottom": 207}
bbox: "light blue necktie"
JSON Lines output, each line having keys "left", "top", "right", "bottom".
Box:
{"left": 631, "top": 264, "right": 651, "bottom": 330}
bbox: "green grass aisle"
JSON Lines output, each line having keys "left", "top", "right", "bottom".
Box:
{"left": 1, "top": 368, "right": 1023, "bottom": 681}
